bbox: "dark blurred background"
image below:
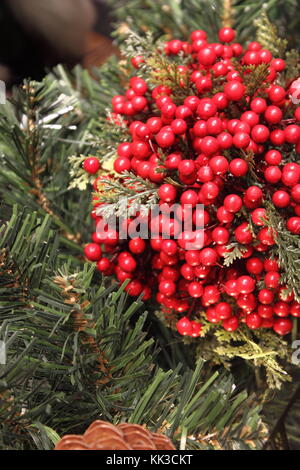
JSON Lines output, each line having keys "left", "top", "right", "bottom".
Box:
{"left": 0, "top": 0, "right": 116, "bottom": 87}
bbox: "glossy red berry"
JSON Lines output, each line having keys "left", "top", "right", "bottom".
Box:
{"left": 246, "top": 313, "right": 262, "bottom": 329}
{"left": 84, "top": 243, "right": 102, "bottom": 261}
{"left": 224, "top": 81, "right": 245, "bottom": 101}
{"left": 198, "top": 47, "right": 216, "bottom": 65}
{"left": 229, "top": 158, "right": 248, "bottom": 176}
{"left": 83, "top": 157, "right": 100, "bottom": 174}
{"left": 177, "top": 317, "right": 192, "bottom": 336}
{"left": 129, "top": 238, "right": 146, "bottom": 254}
{"left": 224, "top": 194, "right": 243, "bottom": 213}
{"left": 268, "top": 85, "right": 286, "bottom": 103}
{"left": 273, "top": 318, "right": 292, "bottom": 335}
{"left": 235, "top": 222, "right": 253, "bottom": 244}
{"left": 251, "top": 124, "right": 270, "bottom": 143}
{"left": 250, "top": 97, "right": 267, "bottom": 113}
{"left": 222, "top": 316, "right": 239, "bottom": 331}
{"left": 158, "top": 183, "right": 177, "bottom": 202}
{"left": 272, "top": 190, "right": 290, "bottom": 208}
{"left": 264, "top": 105, "right": 282, "bottom": 124}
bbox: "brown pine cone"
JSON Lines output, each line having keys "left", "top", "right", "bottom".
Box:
{"left": 55, "top": 420, "right": 176, "bottom": 450}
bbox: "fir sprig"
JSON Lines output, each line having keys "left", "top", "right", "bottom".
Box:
{"left": 254, "top": 12, "right": 288, "bottom": 57}
{"left": 264, "top": 202, "right": 300, "bottom": 302}
{"left": 95, "top": 171, "right": 159, "bottom": 218}
{"left": 223, "top": 242, "right": 249, "bottom": 266}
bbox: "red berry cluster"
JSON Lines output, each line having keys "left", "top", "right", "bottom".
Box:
{"left": 83, "top": 27, "right": 300, "bottom": 338}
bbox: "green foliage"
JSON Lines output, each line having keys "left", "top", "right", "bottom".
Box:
{"left": 264, "top": 202, "right": 300, "bottom": 303}
{"left": 107, "top": 0, "right": 300, "bottom": 49}
{"left": 254, "top": 12, "right": 288, "bottom": 57}
{"left": 223, "top": 242, "right": 249, "bottom": 267}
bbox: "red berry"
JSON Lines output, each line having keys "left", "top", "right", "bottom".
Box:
{"left": 246, "top": 185, "right": 263, "bottom": 202}
{"left": 200, "top": 136, "right": 219, "bottom": 154}
{"left": 229, "top": 158, "right": 248, "bottom": 177}
{"left": 285, "top": 125, "right": 300, "bottom": 144}
{"left": 222, "top": 316, "right": 239, "bottom": 331}
{"left": 126, "top": 280, "right": 143, "bottom": 296}
{"left": 129, "top": 238, "right": 146, "bottom": 254}
{"left": 212, "top": 226, "right": 230, "bottom": 245}
{"left": 271, "top": 58, "right": 285, "bottom": 71}
{"left": 178, "top": 159, "right": 196, "bottom": 176}
{"left": 264, "top": 258, "right": 279, "bottom": 272}
{"left": 264, "top": 166, "right": 282, "bottom": 184}
{"left": 264, "top": 271, "right": 280, "bottom": 289}
{"left": 258, "top": 305, "right": 273, "bottom": 319}
{"left": 270, "top": 129, "right": 285, "bottom": 146}
{"left": 272, "top": 190, "right": 290, "bottom": 208}
{"left": 268, "top": 85, "right": 286, "bottom": 103}
{"left": 197, "top": 98, "right": 217, "bottom": 120}
{"left": 159, "top": 280, "right": 176, "bottom": 297}
{"left": 258, "top": 289, "right": 274, "bottom": 305}
{"left": 198, "top": 47, "right": 217, "bottom": 65}
{"left": 246, "top": 257, "right": 264, "bottom": 275}
{"left": 224, "top": 81, "right": 245, "bottom": 101}
{"left": 264, "top": 105, "right": 282, "bottom": 124}
{"left": 155, "top": 129, "right": 175, "bottom": 148}
{"left": 158, "top": 183, "right": 177, "bottom": 202}
{"left": 114, "top": 157, "right": 131, "bottom": 173}
{"left": 251, "top": 208, "right": 267, "bottom": 226}
{"left": 217, "top": 206, "right": 234, "bottom": 223}
{"left": 118, "top": 254, "right": 137, "bottom": 272}
{"left": 96, "top": 257, "right": 111, "bottom": 272}
{"left": 224, "top": 194, "right": 243, "bottom": 213}
{"left": 171, "top": 118, "right": 187, "bottom": 135}
{"left": 237, "top": 275, "right": 256, "bottom": 294}
{"left": 235, "top": 222, "right": 253, "bottom": 244}
{"left": 250, "top": 97, "right": 267, "bottom": 114}
{"left": 177, "top": 317, "right": 192, "bottom": 336}
{"left": 287, "top": 216, "right": 300, "bottom": 234}
{"left": 84, "top": 243, "right": 102, "bottom": 261}
{"left": 130, "top": 77, "right": 147, "bottom": 95}
{"left": 209, "top": 156, "right": 229, "bottom": 175}
{"left": 218, "top": 27, "right": 235, "bottom": 43}
{"left": 290, "top": 302, "right": 300, "bottom": 317}
{"left": 233, "top": 132, "right": 250, "bottom": 148}
{"left": 199, "top": 248, "right": 218, "bottom": 266}
{"left": 246, "top": 313, "right": 262, "bottom": 329}
{"left": 251, "top": 124, "right": 270, "bottom": 143}
{"left": 215, "top": 302, "right": 232, "bottom": 320}
{"left": 83, "top": 157, "right": 100, "bottom": 174}
{"left": 188, "top": 281, "right": 204, "bottom": 298}
{"left": 273, "top": 318, "right": 292, "bottom": 335}
{"left": 264, "top": 149, "right": 282, "bottom": 165}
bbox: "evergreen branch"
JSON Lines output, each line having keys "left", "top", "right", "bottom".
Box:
{"left": 254, "top": 12, "right": 287, "bottom": 57}
{"left": 264, "top": 202, "right": 300, "bottom": 302}
{"left": 223, "top": 242, "right": 248, "bottom": 266}
{"left": 96, "top": 171, "right": 159, "bottom": 218}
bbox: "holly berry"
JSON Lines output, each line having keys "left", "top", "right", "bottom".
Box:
{"left": 84, "top": 243, "right": 102, "bottom": 261}
{"left": 177, "top": 317, "right": 192, "bottom": 336}
{"left": 224, "top": 81, "right": 245, "bottom": 101}
{"left": 83, "top": 157, "right": 100, "bottom": 174}
{"left": 273, "top": 318, "right": 292, "bottom": 335}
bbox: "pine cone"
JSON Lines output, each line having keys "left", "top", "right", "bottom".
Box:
{"left": 55, "top": 420, "right": 176, "bottom": 450}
